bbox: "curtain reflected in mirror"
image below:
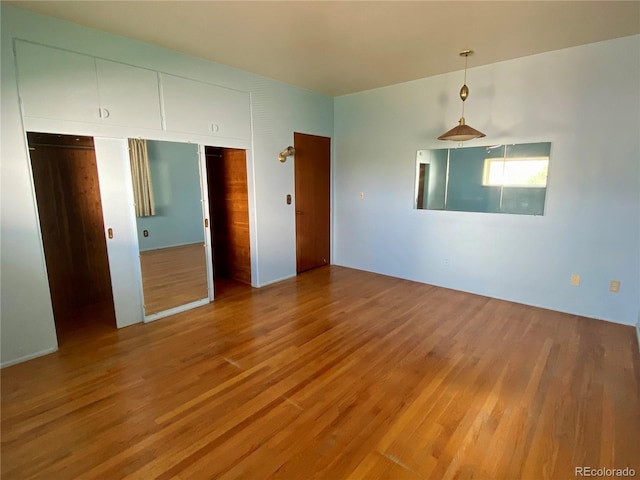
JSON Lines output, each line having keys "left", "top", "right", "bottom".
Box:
{"left": 129, "top": 138, "right": 156, "bottom": 217}
{"left": 129, "top": 139, "right": 209, "bottom": 316}
{"left": 415, "top": 142, "right": 551, "bottom": 215}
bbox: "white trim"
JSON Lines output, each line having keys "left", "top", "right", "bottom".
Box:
{"left": 198, "top": 144, "right": 215, "bottom": 302}
{"left": 143, "top": 298, "right": 209, "bottom": 323}
{"left": 138, "top": 240, "right": 206, "bottom": 253}
{"left": 247, "top": 91, "right": 259, "bottom": 288}
{"left": 257, "top": 273, "right": 296, "bottom": 288}
{"left": 246, "top": 146, "right": 259, "bottom": 288}
{"left": 21, "top": 116, "right": 250, "bottom": 151}
{"left": 1, "top": 347, "right": 58, "bottom": 369}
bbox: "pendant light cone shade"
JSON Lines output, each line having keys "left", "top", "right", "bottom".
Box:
{"left": 439, "top": 50, "right": 485, "bottom": 142}
{"left": 438, "top": 117, "right": 486, "bottom": 141}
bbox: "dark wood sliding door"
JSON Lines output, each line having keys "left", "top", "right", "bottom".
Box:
{"left": 28, "top": 132, "right": 116, "bottom": 333}
{"left": 206, "top": 146, "right": 251, "bottom": 286}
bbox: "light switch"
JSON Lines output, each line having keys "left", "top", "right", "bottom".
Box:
{"left": 571, "top": 274, "right": 580, "bottom": 286}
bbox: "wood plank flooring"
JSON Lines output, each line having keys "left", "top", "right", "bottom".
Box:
{"left": 140, "top": 243, "right": 209, "bottom": 314}
{"left": 2, "top": 266, "right": 639, "bottom": 479}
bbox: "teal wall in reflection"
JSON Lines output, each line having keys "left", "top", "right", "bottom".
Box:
{"left": 447, "top": 147, "right": 498, "bottom": 213}
{"left": 418, "top": 142, "right": 551, "bottom": 216}
{"left": 426, "top": 149, "right": 447, "bottom": 210}
{"left": 136, "top": 141, "right": 204, "bottom": 251}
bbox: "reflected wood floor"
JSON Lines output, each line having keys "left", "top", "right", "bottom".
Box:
{"left": 2, "top": 266, "right": 639, "bottom": 479}
{"left": 140, "top": 243, "right": 209, "bottom": 314}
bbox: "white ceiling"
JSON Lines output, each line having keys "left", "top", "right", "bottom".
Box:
{"left": 6, "top": 1, "right": 640, "bottom": 96}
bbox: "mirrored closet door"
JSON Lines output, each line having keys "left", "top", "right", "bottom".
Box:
{"left": 128, "top": 139, "right": 211, "bottom": 318}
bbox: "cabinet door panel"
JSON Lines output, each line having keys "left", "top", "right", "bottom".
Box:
{"left": 96, "top": 59, "right": 162, "bottom": 130}
{"left": 209, "top": 85, "right": 251, "bottom": 140}
{"left": 161, "top": 74, "right": 250, "bottom": 140}
{"left": 15, "top": 42, "right": 99, "bottom": 123}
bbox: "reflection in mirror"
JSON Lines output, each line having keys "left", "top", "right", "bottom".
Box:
{"left": 415, "top": 142, "right": 551, "bottom": 215}
{"left": 129, "top": 139, "right": 209, "bottom": 316}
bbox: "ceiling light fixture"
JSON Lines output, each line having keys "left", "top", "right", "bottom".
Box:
{"left": 438, "top": 50, "right": 486, "bottom": 142}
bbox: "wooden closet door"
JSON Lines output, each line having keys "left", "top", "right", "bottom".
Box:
{"left": 28, "top": 133, "right": 115, "bottom": 322}
{"left": 206, "top": 147, "right": 251, "bottom": 284}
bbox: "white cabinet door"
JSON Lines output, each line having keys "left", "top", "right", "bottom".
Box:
{"left": 96, "top": 59, "right": 162, "bottom": 130}
{"left": 15, "top": 41, "right": 100, "bottom": 123}
{"left": 94, "top": 138, "right": 144, "bottom": 329}
{"left": 208, "top": 83, "right": 251, "bottom": 140}
{"left": 161, "top": 73, "right": 251, "bottom": 140}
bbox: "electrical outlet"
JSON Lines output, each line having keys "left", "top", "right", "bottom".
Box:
{"left": 143, "top": 230, "right": 149, "bottom": 237}
{"left": 609, "top": 280, "right": 620, "bottom": 293}
{"left": 359, "top": 192, "right": 364, "bottom": 200}
{"left": 571, "top": 274, "right": 580, "bottom": 286}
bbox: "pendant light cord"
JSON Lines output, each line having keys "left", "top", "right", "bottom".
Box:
{"left": 463, "top": 52, "right": 468, "bottom": 86}
{"left": 461, "top": 52, "right": 468, "bottom": 119}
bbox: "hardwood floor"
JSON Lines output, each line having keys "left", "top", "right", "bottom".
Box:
{"left": 2, "top": 266, "right": 639, "bottom": 479}
{"left": 140, "top": 243, "right": 209, "bottom": 314}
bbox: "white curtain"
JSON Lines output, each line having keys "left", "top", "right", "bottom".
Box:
{"left": 128, "top": 138, "right": 155, "bottom": 217}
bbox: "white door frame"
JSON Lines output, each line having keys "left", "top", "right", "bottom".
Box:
{"left": 199, "top": 144, "right": 215, "bottom": 302}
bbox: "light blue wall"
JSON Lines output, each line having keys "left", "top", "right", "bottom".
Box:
{"left": 334, "top": 35, "right": 640, "bottom": 326}
{"left": 136, "top": 141, "right": 204, "bottom": 251}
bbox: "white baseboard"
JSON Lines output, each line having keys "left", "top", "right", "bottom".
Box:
{"left": 139, "top": 241, "right": 203, "bottom": 252}
{"left": 143, "top": 298, "right": 209, "bottom": 323}
{"left": 1, "top": 347, "right": 58, "bottom": 369}
{"left": 257, "top": 273, "right": 297, "bottom": 288}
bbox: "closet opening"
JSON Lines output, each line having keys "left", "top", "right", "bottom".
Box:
{"left": 204, "top": 146, "right": 252, "bottom": 297}
{"left": 28, "top": 132, "right": 116, "bottom": 345}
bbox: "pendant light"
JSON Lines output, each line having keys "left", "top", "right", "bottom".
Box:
{"left": 438, "top": 50, "right": 486, "bottom": 142}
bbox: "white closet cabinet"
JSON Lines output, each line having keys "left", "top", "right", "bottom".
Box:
{"left": 15, "top": 42, "right": 162, "bottom": 130}
{"left": 16, "top": 42, "right": 100, "bottom": 123}
{"left": 160, "top": 73, "right": 251, "bottom": 140}
{"left": 95, "top": 59, "right": 162, "bottom": 129}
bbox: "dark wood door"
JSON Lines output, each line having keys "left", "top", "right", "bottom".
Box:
{"left": 205, "top": 146, "right": 252, "bottom": 285}
{"left": 28, "top": 132, "right": 116, "bottom": 327}
{"left": 294, "top": 132, "right": 331, "bottom": 273}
